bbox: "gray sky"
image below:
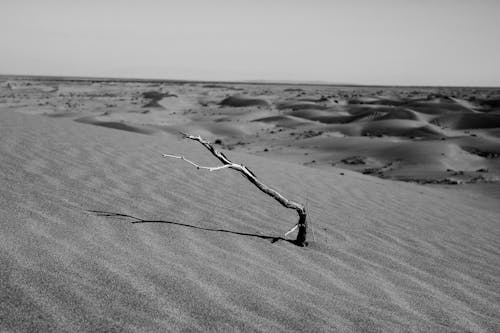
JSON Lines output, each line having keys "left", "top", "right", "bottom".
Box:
{"left": 2, "top": 0, "right": 499, "bottom": 86}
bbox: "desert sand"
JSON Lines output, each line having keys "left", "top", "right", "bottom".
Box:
{"left": 1, "top": 76, "right": 500, "bottom": 332}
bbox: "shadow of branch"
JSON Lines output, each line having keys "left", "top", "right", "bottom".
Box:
{"left": 88, "top": 210, "right": 294, "bottom": 245}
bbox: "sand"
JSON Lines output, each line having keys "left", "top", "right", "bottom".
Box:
{"left": 1, "top": 76, "right": 500, "bottom": 332}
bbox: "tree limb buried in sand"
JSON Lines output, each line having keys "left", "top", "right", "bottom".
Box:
{"left": 162, "top": 132, "right": 308, "bottom": 246}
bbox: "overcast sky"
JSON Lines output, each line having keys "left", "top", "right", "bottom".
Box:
{"left": 2, "top": 0, "right": 499, "bottom": 86}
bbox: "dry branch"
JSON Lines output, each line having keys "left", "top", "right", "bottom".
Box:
{"left": 163, "top": 133, "right": 308, "bottom": 246}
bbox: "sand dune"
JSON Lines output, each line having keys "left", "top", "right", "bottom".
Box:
{"left": 253, "top": 115, "right": 313, "bottom": 128}
{"left": 286, "top": 105, "right": 427, "bottom": 125}
{"left": 2, "top": 78, "right": 494, "bottom": 186}
{"left": 219, "top": 95, "right": 270, "bottom": 108}
{"left": 277, "top": 100, "right": 328, "bottom": 111}
{"left": 286, "top": 109, "right": 350, "bottom": 124}
{"left": 405, "top": 99, "right": 475, "bottom": 115}
{"left": 478, "top": 97, "right": 500, "bottom": 112}
{"left": 370, "top": 108, "right": 422, "bottom": 121}
{"left": 433, "top": 113, "right": 500, "bottom": 130}
{"left": 2, "top": 107, "right": 500, "bottom": 332}
{"left": 1, "top": 77, "right": 500, "bottom": 331}
{"left": 360, "top": 119, "right": 443, "bottom": 138}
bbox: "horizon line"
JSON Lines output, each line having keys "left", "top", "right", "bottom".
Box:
{"left": 1, "top": 73, "right": 499, "bottom": 89}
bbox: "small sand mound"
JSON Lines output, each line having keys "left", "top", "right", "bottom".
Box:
{"left": 405, "top": 99, "right": 474, "bottom": 114}
{"left": 283, "top": 87, "right": 304, "bottom": 92}
{"left": 454, "top": 136, "right": 500, "bottom": 155}
{"left": 287, "top": 109, "right": 351, "bottom": 124}
{"left": 375, "top": 108, "right": 422, "bottom": 121}
{"left": 219, "top": 95, "right": 270, "bottom": 108}
{"left": 360, "top": 120, "right": 443, "bottom": 138}
{"left": 479, "top": 97, "right": 500, "bottom": 111}
{"left": 348, "top": 96, "right": 407, "bottom": 107}
{"left": 142, "top": 91, "right": 177, "bottom": 108}
{"left": 432, "top": 113, "right": 500, "bottom": 130}
{"left": 347, "top": 96, "right": 381, "bottom": 104}
{"left": 252, "top": 115, "right": 311, "bottom": 128}
{"left": 288, "top": 106, "right": 410, "bottom": 124}
{"left": 276, "top": 101, "right": 327, "bottom": 111}
{"left": 448, "top": 97, "right": 482, "bottom": 112}
{"left": 374, "top": 141, "right": 480, "bottom": 168}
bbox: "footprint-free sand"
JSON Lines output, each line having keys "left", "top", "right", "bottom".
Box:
{"left": 1, "top": 76, "right": 499, "bottom": 332}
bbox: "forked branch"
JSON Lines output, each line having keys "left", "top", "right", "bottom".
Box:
{"left": 161, "top": 154, "right": 231, "bottom": 171}
{"left": 163, "top": 133, "right": 308, "bottom": 246}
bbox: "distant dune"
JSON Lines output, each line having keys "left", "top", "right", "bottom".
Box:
{"left": 2, "top": 78, "right": 499, "bottom": 184}
{"left": 277, "top": 100, "right": 328, "bottom": 111}
{"left": 433, "top": 113, "right": 500, "bottom": 130}
{"left": 219, "top": 95, "right": 270, "bottom": 108}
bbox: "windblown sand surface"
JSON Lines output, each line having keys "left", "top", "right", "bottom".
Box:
{"left": 1, "top": 76, "right": 500, "bottom": 332}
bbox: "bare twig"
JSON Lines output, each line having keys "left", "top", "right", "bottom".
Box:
{"left": 163, "top": 133, "right": 308, "bottom": 246}
{"left": 161, "top": 154, "right": 231, "bottom": 171}
{"left": 284, "top": 224, "right": 299, "bottom": 237}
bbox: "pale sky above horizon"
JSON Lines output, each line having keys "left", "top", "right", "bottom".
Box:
{"left": 1, "top": 0, "right": 499, "bottom": 86}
